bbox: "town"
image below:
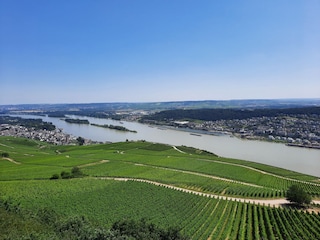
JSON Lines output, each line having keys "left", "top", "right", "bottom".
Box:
{"left": 0, "top": 124, "right": 94, "bottom": 145}
{"left": 169, "top": 114, "right": 320, "bottom": 149}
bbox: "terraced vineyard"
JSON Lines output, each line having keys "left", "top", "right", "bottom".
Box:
{"left": 1, "top": 136, "right": 320, "bottom": 239}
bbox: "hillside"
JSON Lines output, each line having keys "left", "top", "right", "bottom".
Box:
{"left": 1, "top": 136, "right": 320, "bottom": 239}
{"left": 142, "top": 106, "right": 320, "bottom": 122}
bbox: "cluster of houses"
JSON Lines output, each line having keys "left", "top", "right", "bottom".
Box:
{"left": 0, "top": 124, "right": 79, "bottom": 145}
{"left": 176, "top": 115, "right": 320, "bottom": 148}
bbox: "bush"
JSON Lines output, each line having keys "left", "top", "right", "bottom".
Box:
{"left": 71, "top": 167, "right": 84, "bottom": 178}
{"left": 51, "top": 167, "right": 85, "bottom": 180}
{"left": 111, "top": 219, "right": 189, "bottom": 240}
{"left": 286, "top": 185, "right": 312, "bottom": 206}
{"left": 56, "top": 216, "right": 112, "bottom": 240}
{"left": 60, "top": 171, "right": 72, "bottom": 179}
{"left": 76, "top": 137, "right": 85, "bottom": 146}
{"left": 50, "top": 173, "right": 60, "bottom": 180}
{"left": 1, "top": 152, "right": 9, "bottom": 158}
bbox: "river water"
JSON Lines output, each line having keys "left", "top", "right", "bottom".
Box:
{"left": 11, "top": 114, "right": 320, "bottom": 177}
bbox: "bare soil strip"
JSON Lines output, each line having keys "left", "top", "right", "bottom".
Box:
{"left": 134, "top": 163, "right": 266, "bottom": 188}
{"left": 172, "top": 145, "right": 320, "bottom": 187}
{"left": 199, "top": 158, "right": 320, "bottom": 187}
{"left": 78, "top": 160, "right": 109, "bottom": 168}
{"left": 0, "top": 143, "right": 14, "bottom": 148}
{"left": 1, "top": 157, "right": 21, "bottom": 164}
{"left": 172, "top": 146, "right": 186, "bottom": 154}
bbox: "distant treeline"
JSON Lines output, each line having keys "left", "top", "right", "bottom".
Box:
{"left": 46, "top": 110, "right": 112, "bottom": 119}
{"left": 142, "top": 107, "right": 320, "bottom": 122}
{"left": 0, "top": 116, "right": 55, "bottom": 130}
{"left": 2, "top": 99, "right": 320, "bottom": 113}
{"left": 64, "top": 118, "right": 89, "bottom": 124}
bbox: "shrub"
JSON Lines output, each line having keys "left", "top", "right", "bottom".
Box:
{"left": 50, "top": 173, "right": 60, "bottom": 180}
{"left": 111, "top": 219, "right": 189, "bottom": 240}
{"left": 286, "top": 185, "right": 312, "bottom": 206}
{"left": 1, "top": 152, "right": 9, "bottom": 158}
{"left": 55, "top": 216, "right": 111, "bottom": 240}
{"left": 71, "top": 167, "right": 84, "bottom": 178}
{"left": 60, "top": 171, "right": 72, "bottom": 179}
{"left": 51, "top": 167, "right": 85, "bottom": 180}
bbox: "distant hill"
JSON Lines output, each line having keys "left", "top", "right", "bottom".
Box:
{"left": 1, "top": 98, "right": 320, "bottom": 113}
{"left": 142, "top": 106, "right": 320, "bottom": 122}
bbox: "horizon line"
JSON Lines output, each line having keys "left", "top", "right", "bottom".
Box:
{"left": 1, "top": 98, "right": 320, "bottom": 106}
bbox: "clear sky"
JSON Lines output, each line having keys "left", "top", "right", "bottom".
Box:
{"left": 1, "top": 0, "right": 319, "bottom": 104}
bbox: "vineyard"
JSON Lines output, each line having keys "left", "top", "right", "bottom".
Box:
{"left": 1, "top": 136, "right": 320, "bottom": 239}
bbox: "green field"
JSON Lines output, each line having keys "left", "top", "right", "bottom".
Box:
{"left": 1, "top": 136, "right": 320, "bottom": 239}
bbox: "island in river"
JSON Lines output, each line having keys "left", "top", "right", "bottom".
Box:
{"left": 91, "top": 123, "right": 137, "bottom": 133}
{"left": 64, "top": 118, "right": 90, "bottom": 124}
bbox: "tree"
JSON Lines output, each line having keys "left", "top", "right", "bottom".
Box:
{"left": 1, "top": 152, "right": 9, "bottom": 158}
{"left": 71, "top": 167, "right": 84, "bottom": 178}
{"left": 286, "top": 185, "right": 312, "bottom": 206}
{"left": 76, "top": 137, "right": 85, "bottom": 146}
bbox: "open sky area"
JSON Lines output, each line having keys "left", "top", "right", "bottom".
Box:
{"left": 1, "top": 0, "right": 319, "bottom": 105}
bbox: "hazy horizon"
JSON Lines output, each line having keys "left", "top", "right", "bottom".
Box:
{"left": 1, "top": 98, "right": 320, "bottom": 107}
{"left": 1, "top": 1, "right": 319, "bottom": 105}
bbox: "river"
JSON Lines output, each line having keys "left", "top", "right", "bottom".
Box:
{"left": 11, "top": 114, "right": 320, "bottom": 177}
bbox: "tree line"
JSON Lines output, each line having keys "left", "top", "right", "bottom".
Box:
{"left": 0, "top": 116, "right": 55, "bottom": 131}
{"left": 64, "top": 118, "right": 90, "bottom": 124}
{"left": 142, "top": 107, "right": 320, "bottom": 122}
{"left": 91, "top": 123, "right": 137, "bottom": 133}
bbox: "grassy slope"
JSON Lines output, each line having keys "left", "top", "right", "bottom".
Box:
{"left": 1, "top": 136, "right": 320, "bottom": 239}
{"left": 1, "top": 136, "right": 319, "bottom": 195}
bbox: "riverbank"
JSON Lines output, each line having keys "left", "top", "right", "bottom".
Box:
{"left": 153, "top": 123, "right": 320, "bottom": 150}
{"left": 286, "top": 143, "right": 320, "bottom": 150}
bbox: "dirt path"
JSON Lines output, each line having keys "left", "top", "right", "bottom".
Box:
{"left": 97, "top": 177, "right": 320, "bottom": 212}
{"left": 134, "top": 163, "right": 266, "bottom": 189}
{"left": 172, "top": 146, "right": 186, "bottom": 154}
{"left": 172, "top": 145, "right": 320, "bottom": 187}
{"left": 0, "top": 143, "right": 14, "bottom": 149}
{"left": 1, "top": 157, "right": 21, "bottom": 164}
{"left": 78, "top": 160, "right": 109, "bottom": 168}
{"left": 199, "top": 158, "right": 320, "bottom": 187}
{"left": 171, "top": 145, "right": 320, "bottom": 187}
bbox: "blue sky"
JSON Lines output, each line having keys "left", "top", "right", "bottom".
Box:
{"left": 1, "top": 0, "right": 319, "bottom": 104}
